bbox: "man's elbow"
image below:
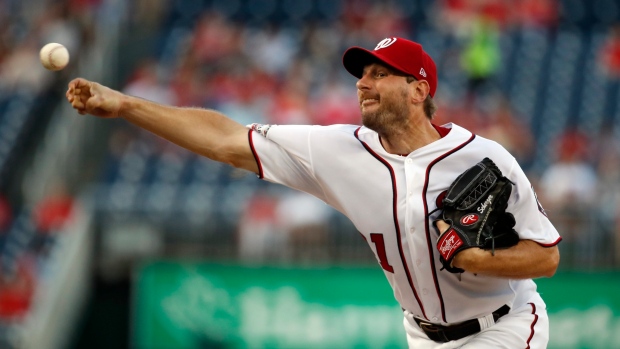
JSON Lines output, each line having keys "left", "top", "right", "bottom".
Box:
{"left": 202, "top": 144, "right": 243, "bottom": 167}
{"left": 542, "top": 245, "right": 560, "bottom": 277}
{"left": 220, "top": 147, "right": 259, "bottom": 174}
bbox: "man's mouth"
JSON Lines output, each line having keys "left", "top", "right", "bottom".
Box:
{"left": 361, "top": 98, "right": 379, "bottom": 107}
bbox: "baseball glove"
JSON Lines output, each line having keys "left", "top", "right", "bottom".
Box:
{"left": 434, "top": 157, "right": 519, "bottom": 273}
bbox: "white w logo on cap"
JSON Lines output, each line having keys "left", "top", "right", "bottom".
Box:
{"left": 375, "top": 38, "right": 397, "bottom": 50}
{"left": 419, "top": 68, "right": 427, "bottom": 77}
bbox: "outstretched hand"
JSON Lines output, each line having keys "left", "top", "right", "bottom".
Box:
{"left": 66, "top": 78, "right": 124, "bottom": 118}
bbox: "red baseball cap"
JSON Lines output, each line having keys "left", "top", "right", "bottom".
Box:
{"left": 342, "top": 37, "right": 438, "bottom": 98}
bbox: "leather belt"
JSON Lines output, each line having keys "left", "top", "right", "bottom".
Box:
{"left": 414, "top": 305, "right": 510, "bottom": 343}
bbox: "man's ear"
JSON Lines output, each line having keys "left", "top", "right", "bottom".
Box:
{"left": 411, "top": 80, "right": 430, "bottom": 103}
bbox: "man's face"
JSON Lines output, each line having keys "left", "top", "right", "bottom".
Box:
{"left": 357, "top": 63, "right": 411, "bottom": 134}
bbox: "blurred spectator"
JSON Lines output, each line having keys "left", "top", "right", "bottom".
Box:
{"left": 0, "top": 254, "right": 36, "bottom": 321}
{"left": 434, "top": 94, "right": 484, "bottom": 133}
{"left": 478, "top": 95, "right": 536, "bottom": 167}
{"left": 35, "top": 2, "right": 84, "bottom": 55}
{"left": 477, "top": 0, "right": 512, "bottom": 30}
{"left": 169, "top": 54, "right": 207, "bottom": 107}
{"left": 237, "top": 190, "right": 284, "bottom": 262}
{"left": 598, "top": 22, "right": 620, "bottom": 79}
{"left": 539, "top": 129, "right": 597, "bottom": 207}
{"left": 192, "top": 11, "right": 240, "bottom": 64}
{"left": 302, "top": 25, "right": 344, "bottom": 68}
{"left": 237, "top": 189, "right": 333, "bottom": 263}
{"left": 436, "top": 0, "right": 512, "bottom": 35}
{"left": 30, "top": 183, "right": 75, "bottom": 264}
{"left": 216, "top": 68, "right": 276, "bottom": 125}
{"left": 460, "top": 14, "right": 501, "bottom": 105}
{"left": 33, "top": 183, "right": 75, "bottom": 234}
{"left": 437, "top": 0, "right": 557, "bottom": 34}
{"left": 435, "top": 0, "right": 472, "bottom": 36}
{"left": 242, "top": 24, "right": 299, "bottom": 76}
{"left": 593, "top": 127, "right": 620, "bottom": 265}
{"left": 0, "top": 34, "right": 51, "bottom": 93}
{"left": 274, "top": 191, "right": 332, "bottom": 262}
{"left": 310, "top": 79, "right": 360, "bottom": 125}
{"left": 125, "top": 0, "right": 169, "bottom": 32}
{"left": 515, "top": 0, "right": 559, "bottom": 30}
{"left": 266, "top": 78, "right": 312, "bottom": 125}
{"left": 358, "top": 2, "right": 410, "bottom": 40}
{"left": 123, "top": 59, "right": 176, "bottom": 105}
{"left": 539, "top": 129, "right": 598, "bottom": 266}
{"left": 340, "top": 0, "right": 376, "bottom": 41}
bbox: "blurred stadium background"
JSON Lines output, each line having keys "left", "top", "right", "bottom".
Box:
{"left": 1, "top": 0, "right": 620, "bottom": 348}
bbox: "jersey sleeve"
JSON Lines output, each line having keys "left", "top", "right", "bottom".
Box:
{"left": 507, "top": 160, "right": 562, "bottom": 246}
{"left": 248, "top": 124, "right": 327, "bottom": 201}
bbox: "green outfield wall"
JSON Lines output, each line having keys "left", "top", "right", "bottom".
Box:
{"left": 132, "top": 262, "right": 620, "bottom": 349}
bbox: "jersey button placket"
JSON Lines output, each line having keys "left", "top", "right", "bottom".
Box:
{"left": 405, "top": 157, "right": 415, "bottom": 237}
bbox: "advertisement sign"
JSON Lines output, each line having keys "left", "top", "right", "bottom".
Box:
{"left": 133, "top": 262, "right": 620, "bottom": 349}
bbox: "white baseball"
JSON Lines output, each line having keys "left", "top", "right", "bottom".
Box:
{"left": 39, "top": 43, "right": 70, "bottom": 71}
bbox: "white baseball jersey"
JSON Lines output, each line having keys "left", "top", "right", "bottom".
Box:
{"left": 247, "top": 122, "right": 561, "bottom": 332}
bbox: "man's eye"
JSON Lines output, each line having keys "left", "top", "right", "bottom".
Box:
{"left": 376, "top": 72, "right": 387, "bottom": 77}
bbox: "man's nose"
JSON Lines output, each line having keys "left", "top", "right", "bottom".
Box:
{"left": 356, "top": 74, "right": 371, "bottom": 90}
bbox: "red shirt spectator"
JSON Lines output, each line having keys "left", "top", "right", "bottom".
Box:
{"left": 600, "top": 24, "right": 620, "bottom": 78}
{"left": 33, "top": 188, "right": 75, "bottom": 233}
{"left": 0, "top": 256, "right": 36, "bottom": 320}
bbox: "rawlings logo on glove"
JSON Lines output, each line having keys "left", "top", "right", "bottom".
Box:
{"left": 461, "top": 214, "right": 478, "bottom": 225}
{"left": 434, "top": 157, "right": 520, "bottom": 273}
{"left": 438, "top": 230, "right": 464, "bottom": 261}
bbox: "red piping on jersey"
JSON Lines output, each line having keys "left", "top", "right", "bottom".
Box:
{"left": 422, "top": 133, "right": 476, "bottom": 323}
{"left": 537, "top": 237, "right": 562, "bottom": 247}
{"left": 525, "top": 303, "right": 538, "bottom": 349}
{"left": 248, "top": 129, "right": 264, "bottom": 179}
{"left": 432, "top": 124, "right": 451, "bottom": 138}
{"left": 354, "top": 127, "right": 428, "bottom": 320}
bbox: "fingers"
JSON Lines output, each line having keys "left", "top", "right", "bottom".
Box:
{"left": 435, "top": 220, "right": 450, "bottom": 236}
{"left": 68, "top": 77, "right": 91, "bottom": 91}
{"left": 65, "top": 79, "right": 121, "bottom": 118}
{"left": 72, "top": 99, "right": 86, "bottom": 111}
{"left": 66, "top": 78, "right": 92, "bottom": 114}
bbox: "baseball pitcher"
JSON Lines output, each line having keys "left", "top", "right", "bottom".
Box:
{"left": 66, "top": 37, "right": 561, "bottom": 348}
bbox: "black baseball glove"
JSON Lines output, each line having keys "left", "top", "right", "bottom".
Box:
{"left": 434, "top": 157, "right": 520, "bottom": 273}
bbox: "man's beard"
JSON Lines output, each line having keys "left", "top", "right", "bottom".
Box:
{"left": 361, "top": 91, "right": 409, "bottom": 135}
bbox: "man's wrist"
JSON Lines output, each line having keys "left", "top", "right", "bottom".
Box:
{"left": 453, "top": 248, "right": 484, "bottom": 272}
{"left": 118, "top": 93, "right": 132, "bottom": 118}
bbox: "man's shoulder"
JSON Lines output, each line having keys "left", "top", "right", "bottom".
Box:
{"left": 445, "top": 123, "right": 517, "bottom": 167}
{"left": 447, "top": 123, "right": 510, "bottom": 152}
{"left": 471, "top": 132, "right": 513, "bottom": 154}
